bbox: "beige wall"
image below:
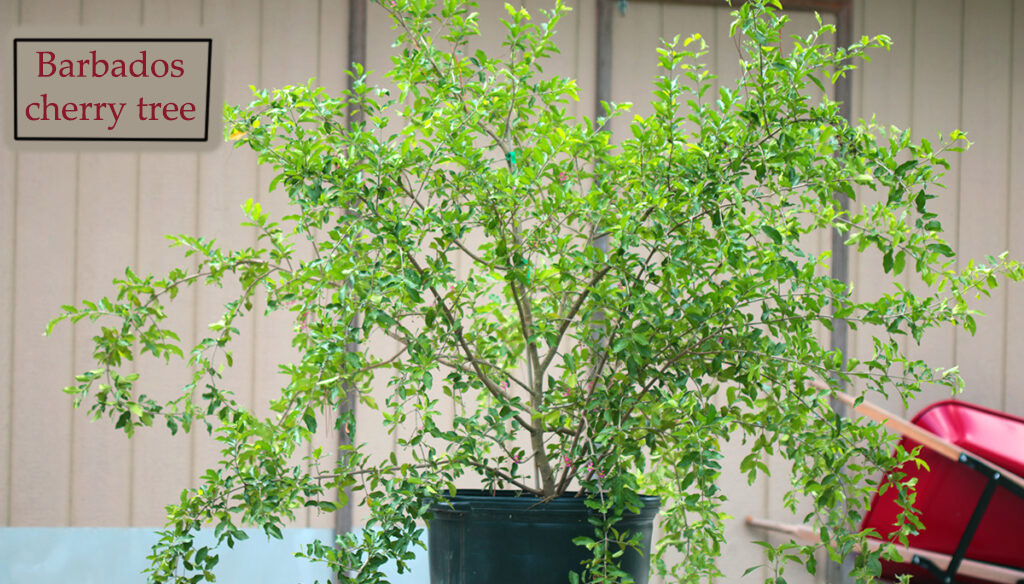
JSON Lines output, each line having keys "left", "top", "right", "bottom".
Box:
{"left": 851, "top": 0, "right": 1024, "bottom": 420}
{"left": 2, "top": 0, "right": 1022, "bottom": 582}
{"left": 1, "top": 0, "right": 350, "bottom": 530}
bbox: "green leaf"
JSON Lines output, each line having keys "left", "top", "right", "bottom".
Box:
{"left": 893, "top": 250, "right": 906, "bottom": 275}
{"left": 762, "top": 225, "right": 783, "bottom": 244}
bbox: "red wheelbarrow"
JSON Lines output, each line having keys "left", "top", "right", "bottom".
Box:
{"left": 748, "top": 393, "right": 1024, "bottom": 584}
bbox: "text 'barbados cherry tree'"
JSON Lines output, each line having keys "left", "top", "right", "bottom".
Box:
{"left": 49, "top": 1, "right": 1022, "bottom": 582}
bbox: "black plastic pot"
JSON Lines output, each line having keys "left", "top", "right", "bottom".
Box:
{"left": 427, "top": 489, "right": 660, "bottom": 584}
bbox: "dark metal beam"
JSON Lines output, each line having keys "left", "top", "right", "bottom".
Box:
{"left": 829, "top": 0, "right": 854, "bottom": 387}
{"left": 600, "top": 0, "right": 857, "bottom": 580}
{"left": 337, "top": 0, "right": 367, "bottom": 542}
{"left": 828, "top": 4, "right": 856, "bottom": 583}
{"left": 347, "top": 0, "right": 367, "bottom": 127}
{"left": 644, "top": 0, "right": 850, "bottom": 13}
{"left": 595, "top": 0, "right": 615, "bottom": 123}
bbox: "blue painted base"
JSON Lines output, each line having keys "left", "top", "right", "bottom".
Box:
{"left": 0, "top": 527, "right": 428, "bottom": 584}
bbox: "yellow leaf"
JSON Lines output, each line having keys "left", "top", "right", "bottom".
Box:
{"left": 229, "top": 129, "right": 247, "bottom": 141}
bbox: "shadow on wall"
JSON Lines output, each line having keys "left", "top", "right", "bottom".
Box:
{"left": 0, "top": 527, "right": 428, "bottom": 583}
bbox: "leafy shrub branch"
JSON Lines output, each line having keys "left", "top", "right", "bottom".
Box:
{"left": 48, "top": 1, "right": 1022, "bottom": 582}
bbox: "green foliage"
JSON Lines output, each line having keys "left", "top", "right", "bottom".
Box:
{"left": 47, "top": 1, "right": 1022, "bottom": 582}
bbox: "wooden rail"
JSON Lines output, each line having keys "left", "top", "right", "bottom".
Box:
{"left": 746, "top": 516, "right": 1024, "bottom": 584}
{"left": 835, "top": 392, "right": 1024, "bottom": 494}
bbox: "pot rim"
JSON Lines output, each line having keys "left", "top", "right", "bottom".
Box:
{"left": 428, "top": 488, "right": 661, "bottom": 519}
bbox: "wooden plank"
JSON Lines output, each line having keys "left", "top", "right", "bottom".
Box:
{"left": 8, "top": 0, "right": 81, "bottom": 527}
{"left": 83, "top": 0, "right": 139, "bottom": 23}
{"left": 190, "top": 0, "right": 258, "bottom": 531}
{"left": 256, "top": 0, "right": 322, "bottom": 528}
{"left": 838, "top": 391, "right": 1024, "bottom": 493}
{"left": 351, "top": 0, "right": 397, "bottom": 531}
{"left": 0, "top": 0, "right": 18, "bottom": 527}
{"left": 520, "top": 0, "right": 588, "bottom": 119}
{"left": 254, "top": 0, "right": 320, "bottom": 418}
{"left": 595, "top": 0, "right": 614, "bottom": 122}
{"left": 906, "top": 0, "right": 963, "bottom": 406}
{"left": 352, "top": 331, "right": 399, "bottom": 528}
{"left": 344, "top": 0, "right": 366, "bottom": 127}
{"left": 955, "top": 0, "right": 1012, "bottom": 411}
{"left": 828, "top": 4, "right": 851, "bottom": 454}
{"left": 573, "top": 0, "right": 598, "bottom": 121}
{"left": 735, "top": 9, "right": 840, "bottom": 583}
{"left": 609, "top": 0, "right": 662, "bottom": 136}
{"left": 747, "top": 516, "right": 1024, "bottom": 584}
{"left": 845, "top": 0, "right": 865, "bottom": 408}
{"left": 544, "top": 0, "right": 593, "bottom": 118}
{"left": 717, "top": 435, "right": 771, "bottom": 582}
{"left": 786, "top": 10, "right": 835, "bottom": 581}
{"left": 785, "top": 12, "right": 834, "bottom": 342}
{"left": 352, "top": 0, "right": 472, "bottom": 508}
{"left": 8, "top": 162, "right": 79, "bottom": 526}
{"left": 471, "top": 0, "right": 514, "bottom": 94}
{"left": 686, "top": 6, "right": 772, "bottom": 582}
{"left": 261, "top": 0, "right": 324, "bottom": 91}
{"left": 130, "top": 155, "right": 200, "bottom": 526}
{"left": 193, "top": 0, "right": 261, "bottom": 519}
{"left": 807, "top": 7, "right": 861, "bottom": 581}
{"left": 849, "top": 0, "right": 914, "bottom": 415}
{"left": 659, "top": 6, "right": 757, "bottom": 581}
{"left": 64, "top": 0, "right": 142, "bottom": 529}
{"left": 18, "top": 0, "right": 79, "bottom": 22}
{"left": 69, "top": 149, "right": 138, "bottom": 526}
{"left": 365, "top": 0, "right": 400, "bottom": 105}
{"left": 313, "top": 0, "right": 351, "bottom": 533}
{"left": 821, "top": 13, "right": 869, "bottom": 583}
{"left": 1006, "top": 0, "right": 1024, "bottom": 418}
{"left": 662, "top": 3, "right": 716, "bottom": 137}
{"left": 118, "top": 0, "right": 203, "bottom": 528}
{"left": 712, "top": 1, "right": 743, "bottom": 97}
{"left": 142, "top": 0, "right": 200, "bottom": 24}
{"left": 320, "top": 0, "right": 350, "bottom": 93}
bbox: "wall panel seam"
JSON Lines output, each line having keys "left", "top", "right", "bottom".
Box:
{"left": 5, "top": 0, "right": 21, "bottom": 521}
{"left": 250, "top": 0, "right": 265, "bottom": 412}
{"left": 317, "top": 0, "right": 324, "bottom": 86}
{"left": 909, "top": 0, "right": 915, "bottom": 146}
{"left": 129, "top": 108, "right": 143, "bottom": 526}
{"left": 190, "top": 151, "right": 202, "bottom": 504}
{"left": 1002, "top": 0, "right": 1016, "bottom": 412}
{"left": 5, "top": 159, "right": 17, "bottom": 527}
{"left": 953, "top": 0, "right": 966, "bottom": 365}
{"left": 67, "top": 151, "right": 81, "bottom": 526}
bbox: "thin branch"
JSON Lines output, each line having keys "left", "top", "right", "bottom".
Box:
{"left": 467, "top": 461, "right": 543, "bottom": 495}
{"left": 539, "top": 264, "right": 613, "bottom": 375}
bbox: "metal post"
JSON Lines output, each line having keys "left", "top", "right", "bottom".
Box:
{"left": 336, "top": 0, "right": 367, "bottom": 542}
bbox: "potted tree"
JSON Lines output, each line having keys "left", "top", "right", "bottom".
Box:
{"left": 48, "top": 0, "right": 1022, "bottom": 582}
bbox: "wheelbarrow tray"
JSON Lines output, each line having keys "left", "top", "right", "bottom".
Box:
{"left": 862, "top": 400, "right": 1024, "bottom": 582}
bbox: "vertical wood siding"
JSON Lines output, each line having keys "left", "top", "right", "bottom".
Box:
{"left": 0, "top": 0, "right": 19, "bottom": 529}
{"left": 957, "top": 0, "right": 1013, "bottom": 411}
{"left": 191, "top": 0, "right": 263, "bottom": 529}
{"left": 8, "top": 0, "right": 82, "bottom": 529}
{"left": 1007, "top": 2, "right": 1024, "bottom": 416}
{"left": 1, "top": 0, "right": 1022, "bottom": 581}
